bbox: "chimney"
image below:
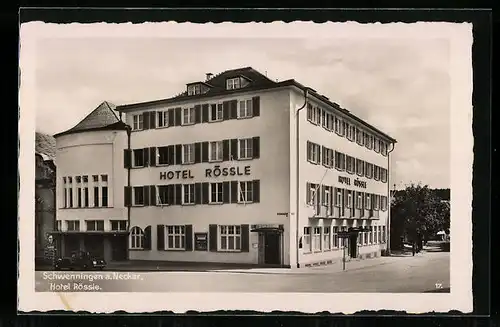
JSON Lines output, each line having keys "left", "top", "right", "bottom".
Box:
{"left": 206, "top": 73, "right": 213, "bottom": 81}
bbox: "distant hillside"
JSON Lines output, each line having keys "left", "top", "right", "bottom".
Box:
{"left": 35, "top": 132, "right": 56, "bottom": 160}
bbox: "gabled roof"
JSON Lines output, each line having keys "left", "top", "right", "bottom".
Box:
{"left": 54, "top": 101, "right": 128, "bottom": 138}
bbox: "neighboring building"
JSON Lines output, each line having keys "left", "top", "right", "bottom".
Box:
{"left": 35, "top": 132, "right": 56, "bottom": 263}
{"left": 53, "top": 101, "right": 129, "bottom": 262}
{"left": 113, "top": 67, "right": 397, "bottom": 268}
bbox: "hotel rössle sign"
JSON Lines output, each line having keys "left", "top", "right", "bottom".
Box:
{"left": 159, "top": 165, "right": 252, "bottom": 180}
{"left": 338, "top": 176, "right": 367, "bottom": 189}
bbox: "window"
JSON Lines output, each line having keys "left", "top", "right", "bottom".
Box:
{"left": 346, "top": 155, "right": 354, "bottom": 173}
{"left": 369, "top": 227, "right": 373, "bottom": 244}
{"left": 381, "top": 168, "right": 388, "bottom": 183}
{"left": 374, "top": 166, "right": 380, "bottom": 181}
{"left": 347, "top": 191, "right": 353, "bottom": 208}
{"left": 366, "top": 194, "right": 372, "bottom": 209}
{"left": 314, "top": 107, "right": 321, "bottom": 125}
{"left": 183, "top": 184, "right": 195, "bottom": 205}
{"left": 321, "top": 110, "right": 327, "bottom": 129}
{"left": 323, "top": 227, "right": 331, "bottom": 250}
{"left": 133, "top": 149, "right": 144, "bottom": 167}
{"left": 210, "top": 182, "right": 223, "bottom": 204}
{"left": 157, "top": 186, "right": 168, "bottom": 206}
{"left": 374, "top": 195, "right": 380, "bottom": 210}
{"left": 313, "top": 227, "right": 321, "bottom": 252}
{"left": 323, "top": 186, "right": 331, "bottom": 209}
{"left": 188, "top": 84, "right": 202, "bottom": 96}
{"left": 307, "top": 103, "right": 314, "bottom": 122}
{"left": 166, "top": 225, "right": 185, "bottom": 250}
{"left": 335, "top": 151, "right": 345, "bottom": 170}
{"left": 381, "top": 196, "right": 388, "bottom": 211}
{"left": 381, "top": 142, "right": 388, "bottom": 156}
{"left": 82, "top": 175, "right": 88, "bottom": 183}
{"left": 77, "top": 186, "right": 82, "bottom": 208}
{"left": 307, "top": 183, "right": 317, "bottom": 206}
{"left": 132, "top": 114, "right": 143, "bottom": 131}
{"left": 307, "top": 142, "right": 321, "bottom": 164}
{"left": 238, "top": 138, "right": 253, "bottom": 159}
{"left": 101, "top": 174, "right": 108, "bottom": 182}
{"left": 111, "top": 220, "right": 127, "bottom": 231}
{"left": 67, "top": 220, "right": 80, "bottom": 231}
{"left": 69, "top": 188, "right": 73, "bottom": 207}
{"left": 157, "top": 110, "right": 169, "bottom": 128}
{"left": 356, "top": 128, "right": 363, "bottom": 144}
{"left": 182, "top": 107, "right": 196, "bottom": 125}
{"left": 322, "top": 147, "right": 334, "bottom": 167}
{"left": 327, "top": 113, "right": 334, "bottom": 130}
{"left": 209, "top": 141, "right": 223, "bottom": 162}
{"left": 356, "top": 159, "right": 364, "bottom": 175}
{"left": 334, "top": 117, "right": 340, "bottom": 134}
{"left": 133, "top": 187, "right": 144, "bottom": 206}
{"left": 226, "top": 78, "right": 241, "bottom": 90}
{"left": 57, "top": 220, "right": 62, "bottom": 232}
{"left": 365, "top": 162, "right": 373, "bottom": 179}
{"left": 364, "top": 231, "right": 368, "bottom": 245}
{"left": 182, "top": 144, "right": 195, "bottom": 164}
{"left": 130, "top": 226, "right": 144, "bottom": 249}
{"left": 86, "top": 220, "right": 104, "bottom": 231}
{"left": 356, "top": 192, "right": 363, "bottom": 209}
{"left": 101, "top": 186, "right": 108, "bottom": 207}
{"left": 210, "top": 103, "right": 224, "bottom": 121}
{"left": 303, "top": 227, "right": 312, "bottom": 253}
{"left": 374, "top": 138, "right": 380, "bottom": 152}
{"left": 92, "top": 175, "right": 99, "bottom": 182}
{"left": 76, "top": 176, "right": 81, "bottom": 184}
{"left": 238, "top": 99, "right": 253, "bottom": 118}
{"left": 64, "top": 184, "right": 68, "bottom": 208}
{"left": 239, "top": 181, "right": 254, "bottom": 203}
{"left": 220, "top": 225, "right": 241, "bottom": 251}
{"left": 349, "top": 125, "right": 356, "bottom": 141}
{"left": 335, "top": 188, "right": 343, "bottom": 207}
{"left": 158, "top": 146, "right": 169, "bottom": 165}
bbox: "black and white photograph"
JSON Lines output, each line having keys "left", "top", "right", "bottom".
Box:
{"left": 19, "top": 21, "right": 473, "bottom": 313}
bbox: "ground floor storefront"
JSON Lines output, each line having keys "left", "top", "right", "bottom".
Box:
{"left": 53, "top": 232, "right": 128, "bottom": 263}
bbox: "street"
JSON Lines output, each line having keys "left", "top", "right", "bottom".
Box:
{"left": 35, "top": 251, "right": 449, "bottom": 293}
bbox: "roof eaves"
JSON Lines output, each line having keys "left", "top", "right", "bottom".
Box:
{"left": 54, "top": 121, "right": 128, "bottom": 138}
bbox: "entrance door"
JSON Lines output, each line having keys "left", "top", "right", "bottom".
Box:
{"left": 84, "top": 235, "right": 105, "bottom": 259}
{"left": 111, "top": 235, "right": 128, "bottom": 261}
{"left": 349, "top": 234, "right": 358, "bottom": 258}
{"left": 264, "top": 232, "right": 280, "bottom": 265}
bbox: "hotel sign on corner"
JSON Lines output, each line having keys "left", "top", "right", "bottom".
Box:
{"left": 338, "top": 176, "right": 367, "bottom": 189}
{"left": 160, "top": 165, "right": 252, "bottom": 180}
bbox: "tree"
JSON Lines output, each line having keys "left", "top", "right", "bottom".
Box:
{"left": 390, "top": 183, "right": 450, "bottom": 249}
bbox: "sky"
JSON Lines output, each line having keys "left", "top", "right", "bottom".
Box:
{"left": 33, "top": 31, "right": 451, "bottom": 189}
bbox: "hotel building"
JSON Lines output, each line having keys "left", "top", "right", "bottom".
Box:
{"left": 54, "top": 67, "right": 396, "bottom": 268}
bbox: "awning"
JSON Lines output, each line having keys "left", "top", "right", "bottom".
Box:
{"left": 250, "top": 224, "right": 284, "bottom": 233}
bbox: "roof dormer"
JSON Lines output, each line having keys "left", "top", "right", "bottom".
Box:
{"left": 187, "top": 82, "right": 211, "bottom": 96}
{"left": 225, "top": 75, "right": 251, "bottom": 90}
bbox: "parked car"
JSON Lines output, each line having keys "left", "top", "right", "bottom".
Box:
{"left": 54, "top": 251, "right": 106, "bottom": 271}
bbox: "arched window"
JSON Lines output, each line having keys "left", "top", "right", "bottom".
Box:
{"left": 129, "top": 226, "right": 144, "bottom": 249}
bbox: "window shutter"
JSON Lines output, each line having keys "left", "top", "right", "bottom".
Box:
{"left": 168, "top": 109, "right": 175, "bottom": 127}
{"left": 143, "top": 112, "right": 150, "bottom": 130}
{"left": 230, "top": 139, "right": 238, "bottom": 160}
{"left": 222, "top": 139, "right": 230, "bottom": 161}
{"left": 123, "top": 149, "right": 131, "bottom": 168}
{"left": 167, "top": 145, "right": 175, "bottom": 165}
{"left": 222, "top": 101, "right": 230, "bottom": 120}
{"left": 124, "top": 186, "right": 132, "bottom": 207}
{"left": 202, "top": 104, "right": 209, "bottom": 123}
{"left": 185, "top": 225, "right": 193, "bottom": 251}
{"left": 157, "top": 225, "right": 165, "bottom": 250}
{"left": 150, "top": 185, "right": 156, "bottom": 206}
{"left": 223, "top": 182, "right": 230, "bottom": 203}
{"left": 306, "top": 183, "right": 311, "bottom": 204}
{"left": 201, "top": 182, "right": 209, "bottom": 204}
{"left": 143, "top": 226, "right": 151, "bottom": 250}
{"left": 201, "top": 142, "right": 209, "bottom": 163}
{"left": 167, "top": 184, "right": 174, "bottom": 205}
{"left": 210, "top": 104, "right": 216, "bottom": 121}
{"left": 252, "top": 137, "right": 260, "bottom": 159}
{"left": 143, "top": 186, "right": 150, "bottom": 206}
{"left": 321, "top": 146, "right": 326, "bottom": 166}
{"left": 174, "top": 107, "right": 182, "bottom": 126}
{"left": 149, "top": 147, "right": 156, "bottom": 166}
{"left": 252, "top": 96, "right": 260, "bottom": 117}
{"left": 241, "top": 224, "right": 250, "bottom": 252}
{"left": 149, "top": 111, "right": 156, "bottom": 129}
{"left": 230, "top": 100, "right": 238, "bottom": 119}
{"left": 143, "top": 147, "right": 150, "bottom": 167}
{"left": 209, "top": 224, "right": 218, "bottom": 252}
{"left": 253, "top": 180, "right": 260, "bottom": 203}
{"left": 321, "top": 185, "right": 326, "bottom": 205}
{"left": 174, "top": 184, "right": 182, "bottom": 205}
{"left": 194, "top": 104, "right": 202, "bottom": 124}
{"left": 230, "top": 181, "right": 238, "bottom": 203}
{"left": 195, "top": 183, "right": 202, "bottom": 204}
{"left": 175, "top": 144, "right": 182, "bottom": 165}
{"left": 194, "top": 142, "right": 201, "bottom": 164}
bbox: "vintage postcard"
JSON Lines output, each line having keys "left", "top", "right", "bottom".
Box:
{"left": 19, "top": 20, "right": 473, "bottom": 313}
